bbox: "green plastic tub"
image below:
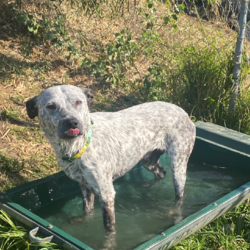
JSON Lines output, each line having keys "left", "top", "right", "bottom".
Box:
{"left": 1, "top": 121, "right": 250, "bottom": 250}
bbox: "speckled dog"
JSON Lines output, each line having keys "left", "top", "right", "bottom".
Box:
{"left": 26, "top": 85, "right": 196, "bottom": 232}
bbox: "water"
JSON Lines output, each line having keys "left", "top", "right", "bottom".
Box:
{"left": 35, "top": 154, "right": 250, "bottom": 250}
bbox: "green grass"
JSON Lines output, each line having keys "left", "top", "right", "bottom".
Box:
{"left": 9, "top": 127, "right": 46, "bottom": 143}
{"left": 0, "top": 210, "right": 63, "bottom": 250}
{"left": 0, "top": 150, "right": 59, "bottom": 192}
{"left": 0, "top": 153, "right": 29, "bottom": 191}
{"left": 1, "top": 108, "right": 21, "bottom": 121}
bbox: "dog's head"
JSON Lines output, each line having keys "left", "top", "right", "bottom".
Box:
{"left": 26, "top": 85, "right": 93, "bottom": 154}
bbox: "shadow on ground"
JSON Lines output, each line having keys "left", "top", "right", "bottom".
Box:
{"left": 0, "top": 53, "right": 67, "bottom": 83}
{"left": 0, "top": 114, "right": 39, "bottom": 128}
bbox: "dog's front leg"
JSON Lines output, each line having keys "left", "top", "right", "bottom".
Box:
{"left": 69, "top": 185, "right": 95, "bottom": 224}
{"left": 100, "top": 183, "right": 116, "bottom": 233}
{"left": 79, "top": 184, "right": 95, "bottom": 213}
{"left": 102, "top": 200, "right": 115, "bottom": 232}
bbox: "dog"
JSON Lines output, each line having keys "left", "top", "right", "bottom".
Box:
{"left": 26, "top": 85, "right": 196, "bottom": 232}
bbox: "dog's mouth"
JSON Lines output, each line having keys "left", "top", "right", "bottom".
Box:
{"left": 68, "top": 128, "right": 79, "bottom": 136}
{"left": 64, "top": 128, "right": 82, "bottom": 139}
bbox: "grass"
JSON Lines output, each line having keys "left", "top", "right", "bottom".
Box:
{"left": 1, "top": 108, "right": 21, "bottom": 120}
{"left": 0, "top": 210, "right": 62, "bottom": 250}
{"left": 0, "top": 0, "right": 250, "bottom": 249}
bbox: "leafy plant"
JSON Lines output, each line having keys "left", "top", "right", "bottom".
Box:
{"left": 0, "top": 210, "right": 62, "bottom": 249}
{"left": 16, "top": 13, "right": 42, "bottom": 35}
{"left": 80, "top": 28, "right": 139, "bottom": 88}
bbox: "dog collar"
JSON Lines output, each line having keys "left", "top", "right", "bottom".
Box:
{"left": 62, "top": 121, "right": 93, "bottom": 163}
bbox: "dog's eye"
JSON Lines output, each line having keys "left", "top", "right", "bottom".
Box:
{"left": 76, "top": 101, "right": 82, "bottom": 105}
{"left": 46, "top": 103, "right": 56, "bottom": 110}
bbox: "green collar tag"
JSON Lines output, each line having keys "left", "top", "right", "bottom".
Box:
{"left": 62, "top": 121, "right": 93, "bottom": 163}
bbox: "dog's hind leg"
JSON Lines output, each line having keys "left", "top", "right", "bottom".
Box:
{"left": 140, "top": 149, "right": 166, "bottom": 179}
{"left": 165, "top": 128, "right": 195, "bottom": 199}
{"left": 164, "top": 130, "right": 195, "bottom": 224}
{"left": 170, "top": 158, "right": 188, "bottom": 199}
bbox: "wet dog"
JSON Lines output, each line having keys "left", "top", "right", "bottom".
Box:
{"left": 26, "top": 85, "right": 196, "bottom": 232}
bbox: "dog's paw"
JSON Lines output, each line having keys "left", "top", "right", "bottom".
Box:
{"left": 155, "top": 166, "right": 167, "bottom": 179}
{"left": 101, "top": 232, "right": 116, "bottom": 250}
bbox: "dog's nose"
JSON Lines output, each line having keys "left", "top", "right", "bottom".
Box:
{"left": 63, "top": 118, "right": 79, "bottom": 129}
{"left": 71, "top": 119, "right": 78, "bottom": 128}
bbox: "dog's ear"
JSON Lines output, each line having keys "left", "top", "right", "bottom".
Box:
{"left": 81, "top": 88, "right": 94, "bottom": 106}
{"left": 26, "top": 96, "right": 38, "bottom": 119}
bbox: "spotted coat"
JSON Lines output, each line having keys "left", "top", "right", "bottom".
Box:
{"left": 26, "top": 85, "right": 196, "bottom": 232}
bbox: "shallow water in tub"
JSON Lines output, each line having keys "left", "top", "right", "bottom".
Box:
{"left": 36, "top": 154, "right": 250, "bottom": 250}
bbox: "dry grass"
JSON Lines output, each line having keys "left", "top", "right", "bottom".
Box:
{"left": 0, "top": 27, "right": 135, "bottom": 191}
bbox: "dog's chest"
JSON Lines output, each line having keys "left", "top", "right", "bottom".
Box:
{"left": 57, "top": 158, "right": 85, "bottom": 183}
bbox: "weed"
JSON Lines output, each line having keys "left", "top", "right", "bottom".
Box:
{"left": 165, "top": 45, "right": 235, "bottom": 122}
{"left": 80, "top": 28, "right": 139, "bottom": 88}
{"left": 164, "top": 45, "right": 250, "bottom": 135}
{"left": 232, "top": 88, "right": 250, "bottom": 134}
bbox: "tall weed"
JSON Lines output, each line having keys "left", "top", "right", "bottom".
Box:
{"left": 167, "top": 45, "right": 235, "bottom": 123}
{"left": 136, "top": 44, "right": 250, "bottom": 134}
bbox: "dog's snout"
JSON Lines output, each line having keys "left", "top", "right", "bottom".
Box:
{"left": 63, "top": 118, "right": 79, "bottom": 129}
{"left": 58, "top": 117, "right": 82, "bottom": 139}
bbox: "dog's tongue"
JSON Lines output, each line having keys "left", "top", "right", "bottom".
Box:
{"left": 67, "top": 128, "right": 79, "bottom": 136}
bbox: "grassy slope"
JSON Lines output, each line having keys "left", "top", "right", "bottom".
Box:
{"left": 0, "top": 0, "right": 250, "bottom": 249}
{"left": 0, "top": 32, "right": 136, "bottom": 191}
